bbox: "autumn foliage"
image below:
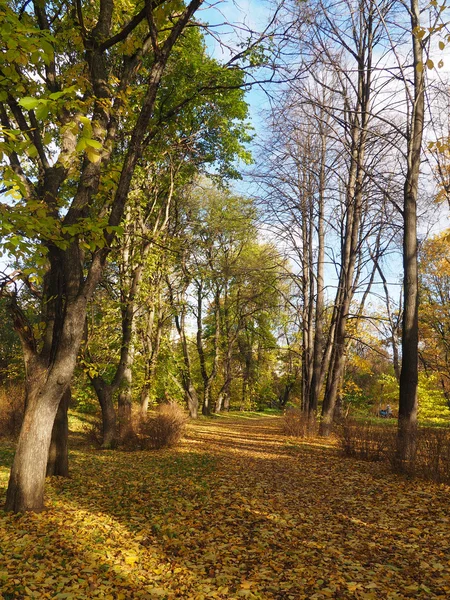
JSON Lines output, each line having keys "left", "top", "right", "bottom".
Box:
{"left": 2, "top": 415, "right": 450, "bottom": 599}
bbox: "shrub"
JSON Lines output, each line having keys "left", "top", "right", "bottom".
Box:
{"left": 0, "top": 383, "right": 24, "bottom": 438}
{"left": 337, "top": 419, "right": 395, "bottom": 462}
{"left": 139, "top": 401, "right": 188, "bottom": 450}
{"left": 397, "top": 427, "right": 450, "bottom": 483}
{"left": 82, "top": 415, "right": 104, "bottom": 447}
{"left": 282, "top": 407, "right": 318, "bottom": 438}
{"left": 337, "top": 419, "right": 450, "bottom": 484}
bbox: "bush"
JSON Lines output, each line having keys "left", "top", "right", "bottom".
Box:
{"left": 282, "top": 407, "right": 318, "bottom": 438}
{"left": 0, "top": 383, "right": 24, "bottom": 438}
{"left": 139, "top": 401, "right": 188, "bottom": 450}
{"left": 82, "top": 415, "right": 104, "bottom": 447}
{"left": 399, "top": 428, "right": 450, "bottom": 483}
{"left": 337, "top": 419, "right": 450, "bottom": 484}
{"left": 337, "top": 419, "right": 395, "bottom": 462}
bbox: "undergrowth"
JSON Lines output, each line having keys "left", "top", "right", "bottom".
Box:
{"left": 337, "top": 418, "right": 450, "bottom": 484}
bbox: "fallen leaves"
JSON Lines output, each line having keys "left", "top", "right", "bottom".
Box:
{"left": 1, "top": 416, "right": 450, "bottom": 598}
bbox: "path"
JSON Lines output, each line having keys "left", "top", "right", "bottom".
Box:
{"left": 0, "top": 415, "right": 449, "bottom": 599}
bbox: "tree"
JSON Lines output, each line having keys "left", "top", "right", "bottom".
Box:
{"left": 0, "top": 0, "right": 209, "bottom": 512}
{"left": 418, "top": 231, "right": 450, "bottom": 402}
{"left": 396, "top": 0, "right": 425, "bottom": 462}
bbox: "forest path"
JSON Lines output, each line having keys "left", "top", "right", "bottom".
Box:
{"left": 0, "top": 415, "right": 449, "bottom": 599}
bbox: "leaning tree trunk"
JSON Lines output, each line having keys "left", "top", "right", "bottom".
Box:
{"left": 5, "top": 295, "right": 86, "bottom": 511}
{"left": 397, "top": 0, "right": 424, "bottom": 464}
{"left": 46, "top": 387, "right": 71, "bottom": 477}
{"left": 6, "top": 381, "right": 63, "bottom": 511}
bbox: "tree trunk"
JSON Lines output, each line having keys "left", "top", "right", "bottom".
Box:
{"left": 216, "top": 351, "right": 232, "bottom": 412}
{"left": 186, "top": 384, "right": 199, "bottom": 419}
{"left": 202, "top": 384, "right": 212, "bottom": 416}
{"left": 5, "top": 352, "right": 73, "bottom": 512}
{"left": 140, "top": 307, "right": 164, "bottom": 416}
{"left": 6, "top": 288, "right": 87, "bottom": 511}
{"left": 309, "top": 124, "right": 327, "bottom": 413}
{"left": 92, "top": 380, "right": 118, "bottom": 449}
{"left": 46, "top": 387, "right": 70, "bottom": 477}
{"left": 196, "top": 286, "right": 221, "bottom": 417}
{"left": 397, "top": 0, "right": 424, "bottom": 463}
{"left": 118, "top": 337, "right": 135, "bottom": 442}
{"left": 118, "top": 391, "right": 133, "bottom": 441}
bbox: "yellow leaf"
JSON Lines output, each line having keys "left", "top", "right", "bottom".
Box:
{"left": 427, "top": 58, "right": 434, "bottom": 70}
{"left": 439, "top": 40, "right": 445, "bottom": 50}
{"left": 416, "top": 61, "right": 424, "bottom": 72}
{"left": 415, "top": 27, "right": 426, "bottom": 39}
{"left": 86, "top": 148, "right": 101, "bottom": 163}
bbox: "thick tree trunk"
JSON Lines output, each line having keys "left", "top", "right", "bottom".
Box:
{"left": 6, "top": 392, "right": 60, "bottom": 511}
{"left": 186, "top": 384, "right": 199, "bottom": 419}
{"left": 46, "top": 387, "right": 70, "bottom": 477}
{"left": 6, "top": 290, "right": 87, "bottom": 511}
{"left": 5, "top": 351, "right": 75, "bottom": 512}
{"left": 118, "top": 384, "right": 133, "bottom": 443}
{"left": 93, "top": 380, "right": 118, "bottom": 449}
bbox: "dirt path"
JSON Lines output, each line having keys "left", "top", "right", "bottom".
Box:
{"left": 0, "top": 415, "right": 450, "bottom": 599}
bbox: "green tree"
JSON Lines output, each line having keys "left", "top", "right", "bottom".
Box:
{"left": 0, "top": 0, "right": 208, "bottom": 512}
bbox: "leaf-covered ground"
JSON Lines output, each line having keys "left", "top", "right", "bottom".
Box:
{"left": 1, "top": 416, "right": 450, "bottom": 599}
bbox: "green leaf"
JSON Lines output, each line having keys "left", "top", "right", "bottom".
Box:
{"left": 41, "top": 40, "right": 54, "bottom": 61}
{"left": 76, "top": 138, "right": 87, "bottom": 152}
{"left": 18, "top": 97, "right": 39, "bottom": 110}
{"left": 84, "top": 138, "right": 102, "bottom": 150}
{"left": 49, "top": 91, "right": 65, "bottom": 100}
{"left": 35, "top": 103, "right": 49, "bottom": 120}
{"left": 27, "top": 144, "right": 38, "bottom": 158}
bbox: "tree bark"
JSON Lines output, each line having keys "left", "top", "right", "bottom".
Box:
{"left": 6, "top": 295, "right": 86, "bottom": 511}
{"left": 397, "top": 0, "right": 424, "bottom": 463}
{"left": 92, "top": 379, "right": 118, "bottom": 449}
{"left": 118, "top": 353, "right": 134, "bottom": 443}
{"left": 309, "top": 122, "right": 327, "bottom": 413}
{"left": 46, "top": 387, "right": 70, "bottom": 477}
